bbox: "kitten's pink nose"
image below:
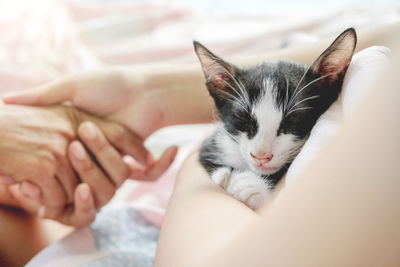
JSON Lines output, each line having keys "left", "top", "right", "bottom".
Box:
{"left": 250, "top": 152, "right": 273, "bottom": 165}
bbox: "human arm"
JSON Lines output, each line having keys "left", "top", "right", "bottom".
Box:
{"left": 3, "top": 22, "right": 399, "bottom": 130}
{"left": 2, "top": 67, "right": 216, "bottom": 138}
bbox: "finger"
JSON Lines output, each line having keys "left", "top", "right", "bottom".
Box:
{"left": 20, "top": 181, "right": 42, "bottom": 202}
{"left": 123, "top": 155, "right": 146, "bottom": 174}
{"left": 128, "top": 146, "right": 178, "bottom": 181}
{"left": 78, "top": 122, "right": 131, "bottom": 187}
{"left": 56, "top": 183, "right": 96, "bottom": 227}
{"left": 94, "top": 120, "right": 151, "bottom": 166}
{"left": 144, "top": 146, "right": 178, "bottom": 180}
{"left": 2, "top": 77, "right": 76, "bottom": 105}
{"left": 68, "top": 141, "right": 116, "bottom": 208}
{"left": 55, "top": 156, "right": 80, "bottom": 203}
{"left": 8, "top": 183, "right": 41, "bottom": 214}
{"left": 32, "top": 164, "right": 68, "bottom": 219}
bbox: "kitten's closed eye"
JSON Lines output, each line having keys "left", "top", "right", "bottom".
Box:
{"left": 231, "top": 110, "right": 258, "bottom": 139}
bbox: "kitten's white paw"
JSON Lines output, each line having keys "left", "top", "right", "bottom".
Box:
{"left": 226, "top": 171, "right": 271, "bottom": 210}
{"left": 211, "top": 167, "right": 231, "bottom": 188}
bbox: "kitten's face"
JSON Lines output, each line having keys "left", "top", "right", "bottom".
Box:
{"left": 231, "top": 64, "right": 308, "bottom": 174}
{"left": 195, "top": 28, "right": 357, "bottom": 175}
{"left": 220, "top": 62, "right": 320, "bottom": 174}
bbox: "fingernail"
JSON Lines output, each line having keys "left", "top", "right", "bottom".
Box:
{"left": 79, "top": 184, "right": 90, "bottom": 201}
{"left": 38, "top": 206, "right": 46, "bottom": 218}
{"left": 72, "top": 142, "right": 86, "bottom": 160}
{"left": 82, "top": 122, "right": 97, "bottom": 140}
{"left": 21, "top": 182, "right": 41, "bottom": 200}
{"left": 0, "top": 175, "right": 14, "bottom": 184}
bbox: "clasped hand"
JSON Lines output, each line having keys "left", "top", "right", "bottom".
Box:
{"left": 1, "top": 69, "right": 178, "bottom": 226}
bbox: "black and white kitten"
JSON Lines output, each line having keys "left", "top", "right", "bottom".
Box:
{"left": 195, "top": 28, "right": 357, "bottom": 209}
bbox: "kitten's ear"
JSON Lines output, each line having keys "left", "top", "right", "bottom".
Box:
{"left": 193, "top": 41, "right": 239, "bottom": 98}
{"left": 310, "top": 28, "right": 357, "bottom": 83}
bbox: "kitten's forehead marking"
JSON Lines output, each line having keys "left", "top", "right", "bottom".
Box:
{"left": 251, "top": 78, "right": 283, "bottom": 144}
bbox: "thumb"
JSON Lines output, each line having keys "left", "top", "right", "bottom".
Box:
{"left": 3, "top": 77, "right": 76, "bottom": 105}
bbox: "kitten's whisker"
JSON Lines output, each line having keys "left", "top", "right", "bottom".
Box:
{"left": 223, "top": 71, "right": 251, "bottom": 109}
{"left": 288, "top": 65, "right": 311, "bottom": 109}
{"left": 218, "top": 125, "right": 239, "bottom": 143}
{"left": 287, "top": 73, "right": 332, "bottom": 111}
{"left": 284, "top": 77, "right": 290, "bottom": 111}
{"left": 213, "top": 76, "right": 250, "bottom": 112}
{"left": 288, "top": 95, "right": 320, "bottom": 111}
{"left": 286, "top": 106, "right": 313, "bottom": 116}
{"left": 216, "top": 85, "right": 248, "bottom": 111}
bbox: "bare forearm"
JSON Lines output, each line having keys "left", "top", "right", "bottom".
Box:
{"left": 240, "top": 21, "right": 400, "bottom": 66}
{"left": 140, "top": 66, "right": 216, "bottom": 127}
{"left": 127, "top": 22, "right": 400, "bottom": 130}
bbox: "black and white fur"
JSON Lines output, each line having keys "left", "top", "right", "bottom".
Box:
{"left": 195, "top": 29, "right": 357, "bottom": 209}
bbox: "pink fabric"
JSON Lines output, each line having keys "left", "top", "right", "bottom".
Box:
{"left": 0, "top": 0, "right": 398, "bottom": 228}
{"left": 1, "top": 0, "right": 398, "bottom": 95}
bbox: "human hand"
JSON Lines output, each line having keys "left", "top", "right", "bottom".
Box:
{"left": 3, "top": 69, "right": 165, "bottom": 139}
{"left": 6, "top": 121, "right": 177, "bottom": 227}
{"left": 0, "top": 105, "right": 160, "bottom": 222}
{"left": 3, "top": 69, "right": 177, "bottom": 181}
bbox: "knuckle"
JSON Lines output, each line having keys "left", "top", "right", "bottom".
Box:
{"left": 107, "top": 124, "right": 126, "bottom": 146}
{"left": 78, "top": 155, "right": 95, "bottom": 173}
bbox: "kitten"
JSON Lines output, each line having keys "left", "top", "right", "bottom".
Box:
{"left": 195, "top": 28, "right": 357, "bottom": 209}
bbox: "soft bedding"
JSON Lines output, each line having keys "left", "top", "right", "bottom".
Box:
{"left": 1, "top": 0, "right": 397, "bottom": 266}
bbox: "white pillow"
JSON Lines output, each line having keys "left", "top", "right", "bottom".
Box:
{"left": 285, "top": 46, "right": 391, "bottom": 186}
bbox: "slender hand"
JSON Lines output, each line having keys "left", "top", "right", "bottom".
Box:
{"left": 2, "top": 68, "right": 197, "bottom": 178}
